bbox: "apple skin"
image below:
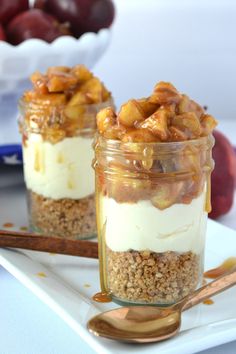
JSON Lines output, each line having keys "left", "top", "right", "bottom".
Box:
{"left": 6, "top": 9, "right": 70, "bottom": 45}
{"left": 35, "top": 0, "right": 115, "bottom": 37}
{"left": 0, "top": 24, "right": 6, "bottom": 41}
{"left": 0, "top": 0, "right": 29, "bottom": 26}
{"left": 209, "top": 130, "right": 236, "bottom": 219}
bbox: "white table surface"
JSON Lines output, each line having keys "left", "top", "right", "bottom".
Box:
{"left": 1, "top": 1, "right": 236, "bottom": 353}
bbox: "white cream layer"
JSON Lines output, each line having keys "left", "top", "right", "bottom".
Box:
{"left": 101, "top": 192, "right": 207, "bottom": 254}
{"left": 23, "top": 133, "right": 94, "bottom": 199}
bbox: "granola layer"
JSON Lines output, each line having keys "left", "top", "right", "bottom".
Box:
{"left": 106, "top": 248, "right": 201, "bottom": 304}
{"left": 28, "top": 190, "right": 96, "bottom": 239}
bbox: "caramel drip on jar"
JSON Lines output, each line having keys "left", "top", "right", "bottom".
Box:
{"left": 204, "top": 257, "right": 236, "bottom": 279}
{"left": 56, "top": 152, "right": 64, "bottom": 164}
{"left": 92, "top": 292, "right": 112, "bottom": 303}
{"left": 205, "top": 172, "right": 212, "bottom": 213}
{"left": 34, "top": 143, "right": 44, "bottom": 173}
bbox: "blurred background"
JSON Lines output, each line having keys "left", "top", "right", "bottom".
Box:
{"left": 96, "top": 0, "right": 236, "bottom": 123}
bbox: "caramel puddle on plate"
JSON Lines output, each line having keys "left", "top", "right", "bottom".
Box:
{"left": 36, "top": 272, "right": 47, "bottom": 278}
{"left": 92, "top": 292, "right": 112, "bottom": 303}
{"left": 84, "top": 283, "right": 91, "bottom": 288}
{"left": 2, "top": 222, "right": 14, "bottom": 228}
{"left": 203, "top": 299, "right": 214, "bottom": 305}
{"left": 202, "top": 257, "right": 236, "bottom": 306}
{"left": 204, "top": 257, "right": 236, "bottom": 279}
{"left": 20, "top": 226, "right": 28, "bottom": 231}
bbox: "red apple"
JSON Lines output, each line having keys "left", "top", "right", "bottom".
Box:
{"left": 0, "top": 24, "right": 6, "bottom": 41}
{"left": 35, "top": 0, "right": 115, "bottom": 37}
{"left": 209, "top": 130, "right": 236, "bottom": 219}
{"left": 0, "top": 0, "right": 29, "bottom": 26}
{"left": 6, "top": 9, "right": 70, "bottom": 45}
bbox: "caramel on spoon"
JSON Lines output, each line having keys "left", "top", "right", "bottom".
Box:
{"left": 87, "top": 267, "right": 236, "bottom": 343}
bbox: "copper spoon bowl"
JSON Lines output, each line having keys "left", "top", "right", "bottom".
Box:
{"left": 87, "top": 267, "right": 236, "bottom": 343}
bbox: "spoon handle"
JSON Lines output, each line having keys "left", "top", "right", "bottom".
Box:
{"left": 182, "top": 267, "right": 236, "bottom": 311}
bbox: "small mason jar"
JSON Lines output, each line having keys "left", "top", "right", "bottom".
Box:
{"left": 93, "top": 134, "right": 215, "bottom": 305}
{"left": 19, "top": 98, "right": 113, "bottom": 240}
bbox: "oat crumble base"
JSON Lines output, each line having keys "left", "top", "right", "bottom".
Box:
{"left": 106, "top": 248, "right": 201, "bottom": 304}
{"left": 28, "top": 190, "right": 96, "bottom": 240}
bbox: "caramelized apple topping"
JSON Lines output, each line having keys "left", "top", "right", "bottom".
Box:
{"left": 28, "top": 65, "right": 110, "bottom": 100}
{"left": 95, "top": 82, "right": 216, "bottom": 209}
{"left": 21, "top": 65, "right": 112, "bottom": 143}
{"left": 96, "top": 81, "right": 217, "bottom": 142}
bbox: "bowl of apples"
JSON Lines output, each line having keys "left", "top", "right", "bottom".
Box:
{"left": 0, "top": 0, "right": 114, "bottom": 166}
{"left": 0, "top": 0, "right": 115, "bottom": 94}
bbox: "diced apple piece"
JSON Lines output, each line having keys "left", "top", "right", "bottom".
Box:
{"left": 42, "top": 127, "right": 66, "bottom": 144}
{"left": 97, "top": 107, "right": 116, "bottom": 134}
{"left": 151, "top": 184, "right": 174, "bottom": 210}
{"left": 64, "top": 105, "right": 86, "bottom": 120}
{"left": 136, "top": 98, "right": 159, "bottom": 117}
{"left": 30, "top": 93, "right": 67, "bottom": 106}
{"left": 121, "top": 128, "right": 157, "bottom": 143}
{"left": 139, "top": 109, "right": 169, "bottom": 141}
{"left": 103, "top": 126, "right": 124, "bottom": 140}
{"left": 71, "top": 65, "right": 93, "bottom": 82}
{"left": 178, "top": 95, "right": 204, "bottom": 118}
{"left": 169, "top": 126, "right": 187, "bottom": 141}
{"left": 172, "top": 112, "right": 202, "bottom": 138}
{"left": 30, "top": 71, "right": 49, "bottom": 94}
{"left": 150, "top": 82, "right": 181, "bottom": 105}
{"left": 47, "top": 66, "right": 71, "bottom": 75}
{"left": 107, "top": 168, "right": 152, "bottom": 203}
{"left": 151, "top": 182, "right": 184, "bottom": 210}
{"left": 200, "top": 114, "right": 218, "bottom": 136}
{"left": 102, "top": 86, "right": 111, "bottom": 102}
{"left": 183, "top": 145, "right": 201, "bottom": 171}
{"left": 47, "top": 73, "right": 78, "bottom": 93}
{"left": 67, "top": 91, "right": 91, "bottom": 105}
{"left": 117, "top": 99, "right": 145, "bottom": 127}
{"left": 80, "top": 77, "right": 109, "bottom": 103}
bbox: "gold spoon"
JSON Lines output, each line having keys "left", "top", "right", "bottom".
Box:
{"left": 88, "top": 267, "right": 236, "bottom": 343}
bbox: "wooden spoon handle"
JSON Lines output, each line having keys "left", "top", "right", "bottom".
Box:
{"left": 0, "top": 229, "right": 98, "bottom": 259}
{"left": 182, "top": 267, "right": 236, "bottom": 311}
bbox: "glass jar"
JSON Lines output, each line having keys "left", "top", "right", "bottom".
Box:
{"left": 93, "top": 134, "right": 215, "bottom": 305}
{"left": 19, "top": 98, "right": 113, "bottom": 240}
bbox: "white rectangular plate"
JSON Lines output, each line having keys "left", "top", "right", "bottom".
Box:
{"left": 0, "top": 219, "right": 236, "bottom": 354}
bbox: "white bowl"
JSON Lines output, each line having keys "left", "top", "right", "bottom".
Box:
{"left": 0, "top": 29, "right": 111, "bottom": 94}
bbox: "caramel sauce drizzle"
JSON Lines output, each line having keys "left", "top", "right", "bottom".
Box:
{"left": 3, "top": 222, "right": 14, "bottom": 228}
{"left": 34, "top": 144, "right": 44, "bottom": 173}
{"left": 56, "top": 152, "right": 64, "bottom": 164}
{"left": 205, "top": 172, "right": 212, "bottom": 213}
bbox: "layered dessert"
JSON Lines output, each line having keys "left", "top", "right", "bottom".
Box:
{"left": 19, "top": 65, "right": 112, "bottom": 239}
{"left": 94, "top": 82, "right": 217, "bottom": 304}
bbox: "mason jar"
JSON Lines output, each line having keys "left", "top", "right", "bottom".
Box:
{"left": 93, "top": 134, "right": 215, "bottom": 305}
{"left": 19, "top": 98, "right": 113, "bottom": 240}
